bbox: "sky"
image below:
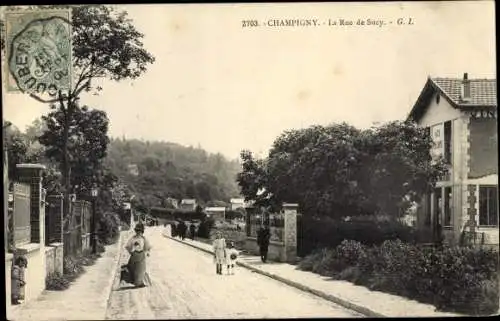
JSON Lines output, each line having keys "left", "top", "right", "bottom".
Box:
{"left": 2, "top": 1, "right": 496, "bottom": 160}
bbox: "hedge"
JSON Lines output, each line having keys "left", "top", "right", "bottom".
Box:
{"left": 298, "top": 216, "right": 432, "bottom": 257}
{"left": 150, "top": 207, "right": 206, "bottom": 221}
{"left": 297, "top": 240, "right": 499, "bottom": 315}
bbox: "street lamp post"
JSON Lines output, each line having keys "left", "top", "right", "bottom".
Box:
{"left": 91, "top": 187, "right": 99, "bottom": 254}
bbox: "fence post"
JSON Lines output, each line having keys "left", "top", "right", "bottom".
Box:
{"left": 283, "top": 203, "right": 298, "bottom": 263}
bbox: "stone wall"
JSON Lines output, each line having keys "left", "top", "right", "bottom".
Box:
{"left": 5, "top": 254, "right": 13, "bottom": 313}
{"left": 12, "top": 164, "right": 47, "bottom": 304}
{"left": 244, "top": 237, "right": 285, "bottom": 261}
{"left": 45, "top": 243, "right": 64, "bottom": 277}
{"left": 243, "top": 203, "right": 298, "bottom": 263}
{"left": 16, "top": 244, "right": 45, "bottom": 302}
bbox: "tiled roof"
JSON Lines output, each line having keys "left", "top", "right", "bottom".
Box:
{"left": 431, "top": 77, "right": 497, "bottom": 107}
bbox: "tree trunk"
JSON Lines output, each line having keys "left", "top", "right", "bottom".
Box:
{"left": 62, "top": 96, "right": 74, "bottom": 220}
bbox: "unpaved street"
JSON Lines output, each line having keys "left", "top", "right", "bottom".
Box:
{"left": 105, "top": 227, "right": 362, "bottom": 319}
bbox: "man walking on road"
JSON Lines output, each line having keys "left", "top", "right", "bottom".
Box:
{"left": 257, "top": 225, "right": 270, "bottom": 263}
{"left": 189, "top": 223, "right": 196, "bottom": 240}
{"left": 179, "top": 221, "right": 187, "bottom": 240}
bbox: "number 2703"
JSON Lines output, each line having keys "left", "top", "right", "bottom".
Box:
{"left": 242, "top": 20, "right": 259, "bottom": 27}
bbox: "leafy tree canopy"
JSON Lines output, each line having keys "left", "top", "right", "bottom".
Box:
{"left": 237, "top": 120, "right": 447, "bottom": 220}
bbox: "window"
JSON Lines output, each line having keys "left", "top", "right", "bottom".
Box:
{"left": 479, "top": 186, "right": 498, "bottom": 226}
{"left": 444, "top": 121, "right": 452, "bottom": 164}
{"left": 444, "top": 187, "right": 452, "bottom": 227}
{"left": 424, "top": 193, "right": 431, "bottom": 227}
{"left": 425, "top": 127, "right": 431, "bottom": 139}
{"left": 433, "top": 187, "right": 442, "bottom": 227}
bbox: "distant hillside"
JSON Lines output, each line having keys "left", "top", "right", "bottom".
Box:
{"left": 104, "top": 137, "right": 242, "bottom": 211}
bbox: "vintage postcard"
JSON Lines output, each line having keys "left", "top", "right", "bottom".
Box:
{"left": 2, "top": 1, "right": 498, "bottom": 320}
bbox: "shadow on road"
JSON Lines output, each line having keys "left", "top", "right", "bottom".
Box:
{"left": 114, "top": 285, "right": 138, "bottom": 291}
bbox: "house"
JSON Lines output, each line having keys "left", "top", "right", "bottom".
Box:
{"left": 204, "top": 207, "right": 226, "bottom": 221}
{"left": 127, "top": 164, "right": 139, "bottom": 176}
{"left": 179, "top": 199, "right": 197, "bottom": 211}
{"left": 164, "top": 197, "right": 178, "bottom": 209}
{"left": 408, "top": 73, "right": 498, "bottom": 246}
{"left": 230, "top": 198, "right": 246, "bottom": 211}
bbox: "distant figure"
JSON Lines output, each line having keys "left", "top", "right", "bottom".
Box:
{"left": 122, "top": 223, "right": 152, "bottom": 288}
{"left": 179, "top": 221, "right": 187, "bottom": 240}
{"left": 171, "top": 223, "right": 177, "bottom": 237}
{"left": 189, "top": 223, "right": 196, "bottom": 240}
{"left": 165, "top": 224, "right": 172, "bottom": 237}
{"left": 225, "top": 241, "right": 239, "bottom": 275}
{"left": 213, "top": 232, "right": 226, "bottom": 275}
{"left": 11, "top": 255, "right": 27, "bottom": 305}
{"left": 236, "top": 224, "right": 241, "bottom": 231}
{"left": 257, "top": 225, "right": 270, "bottom": 263}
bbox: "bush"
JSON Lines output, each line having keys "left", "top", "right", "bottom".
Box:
{"left": 98, "top": 211, "right": 121, "bottom": 245}
{"left": 334, "top": 240, "right": 367, "bottom": 272}
{"left": 63, "top": 256, "right": 85, "bottom": 276}
{"left": 297, "top": 239, "right": 499, "bottom": 315}
{"left": 197, "top": 217, "right": 215, "bottom": 239}
{"left": 150, "top": 207, "right": 207, "bottom": 221}
{"left": 299, "top": 216, "right": 417, "bottom": 257}
{"left": 46, "top": 272, "right": 71, "bottom": 291}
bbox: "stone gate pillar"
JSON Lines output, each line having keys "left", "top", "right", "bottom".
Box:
{"left": 283, "top": 203, "right": 298, "bottom": 263}
{"left": 16, "top": 164, "right": 46, "bottom": 244}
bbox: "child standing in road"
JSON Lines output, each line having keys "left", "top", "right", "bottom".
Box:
{"left": 225, "top": 241, "right": 239, "bottom": 275}
{"left": 11, "top": 255, "right": 27, "bottom": 305}
{"left": 213, "top": 232, "right": 226, "bottom": 275}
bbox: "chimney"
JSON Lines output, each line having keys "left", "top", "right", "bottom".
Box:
{"left": 461, "top": 72, "right": 471, "bottom": 101}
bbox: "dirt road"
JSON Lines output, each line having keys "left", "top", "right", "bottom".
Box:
{"left": 105, "top": 227, "right": 362, "bottom": 319}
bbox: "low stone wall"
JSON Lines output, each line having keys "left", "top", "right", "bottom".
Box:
{"left": 45, "top": 242, "right": 63, "bottom": 277}
{"left": 211, "top": 229, "right": 246, "bottom": 243}
{"left": 17, "top": 243, "right": 46, "bottom": 303}
{"left": 245, "top": 237, "right": 286, "bottom": 262}
{"left": 476, "top": 227, "right": 499, "bottom": 245}
{"left": 5, "top": 253, "right": 13, "bottom": 313}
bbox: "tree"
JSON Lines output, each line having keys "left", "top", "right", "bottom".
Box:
{"left": 237, "top": 121, "right": 447, "bottom": 220}
{"left": 4, "top": 124, "right": 29, "bottom": 181}
{"left": 236, "top": 150, "right": 273, "bottom": 208}
{"left": 39, "top": 104, "right": 110, "bottom": 196}
{"left": 1, "top": 5, "right": 155, "bottom": 219}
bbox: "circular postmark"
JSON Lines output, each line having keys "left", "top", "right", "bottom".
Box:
{"left": 8, "top": 16, "right": 71, "bottom": 97}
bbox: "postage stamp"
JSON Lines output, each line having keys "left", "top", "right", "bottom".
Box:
{"left": 4, "top": 9, "right": 72, "bottom": 96}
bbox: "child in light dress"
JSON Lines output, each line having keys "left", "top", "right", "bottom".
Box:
{"left": 225, "top": 241, "right": 239, "bottom": 275}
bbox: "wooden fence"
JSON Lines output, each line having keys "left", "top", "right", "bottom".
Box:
{"left": 45, "top": 195, "right": 63, "bottom": 245}
{"left": 63, "top": 199, "right": 92, "bottom": 258}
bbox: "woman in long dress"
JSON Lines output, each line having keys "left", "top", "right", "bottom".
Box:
{"left": 212, "top": 231, "right": 226, "bottom": 275}
{"left": 124, "top": 222, "right": 151, "bottom": 287}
